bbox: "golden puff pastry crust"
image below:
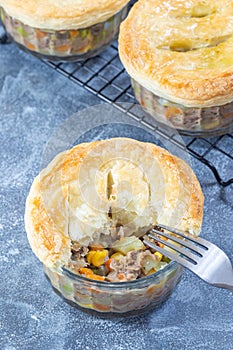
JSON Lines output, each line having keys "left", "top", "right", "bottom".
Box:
{"left": 0, "top": 0, "right": 130, "bottom": 30}
{"left": 119, "top": 0, "right": 233, "bottom": 107}
{"left": 25, "top": 138, "right": 204, "bottom": 270}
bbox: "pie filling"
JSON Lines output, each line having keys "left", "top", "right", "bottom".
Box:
{"left": 0, "top": 6, "right": 127, "bottom": 60}
{"left": 68, "top": 227, "right": 171, "bottom": 282}
{"left": 131, "top": 79, "right": 233, "bottom": 132}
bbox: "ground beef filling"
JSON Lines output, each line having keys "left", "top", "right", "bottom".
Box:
{"left": 68, "top": 232, "right": 170, "bottom": 282}
{"left": 107, "top": 250, "right": 157, "bottom": 282}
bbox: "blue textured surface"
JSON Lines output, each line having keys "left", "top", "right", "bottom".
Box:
{"left": 0, "top": 43, "right": 233, "bottom": 350}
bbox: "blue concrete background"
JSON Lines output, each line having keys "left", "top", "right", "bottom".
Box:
{"left": 0, "top": 42, "right": 233, "bottom": 350}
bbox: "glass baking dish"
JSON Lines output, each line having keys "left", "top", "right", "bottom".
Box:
{"left": 0, "top": 6, "right": 127, "bottom": 62}
{"left": 131, "top": 79, "right": 233, "bottom": 137}
{"left": 44, "top": 261, "right": 183, "bottom": 317}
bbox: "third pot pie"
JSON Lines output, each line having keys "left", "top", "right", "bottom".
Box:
{"left": 0, "top": 0, "right": 129, "bottom": 61}
{"left": 25, "top": 138, "right": 204, "bottom": 313}
{"left": 119, "top": 0, "right": 233, "bottom": 136}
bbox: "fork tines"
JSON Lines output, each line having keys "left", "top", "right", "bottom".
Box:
{"left": 144, "top": 225, "right": 233, "bottom": 290}
{"left": 143, "top": 224, "right": 209, "bottom": 269}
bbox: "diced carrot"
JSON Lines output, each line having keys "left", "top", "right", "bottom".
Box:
{"left": 147, "top": 285, "right": 157, "bottom": 296}
{"left": 85, "top": 274, "right": 105, "bottom": 281}
{"left": 94, "top": 303, "right": 110, "bottom": 311}
{"left": 36, "top": 31, "right": 47, "bottom": 39}
{"left": 69, "top": 30, "right": 79, "bottom": 39}
{"left": 165, "top": 107, "right": 182, "bottom": 119}
{"left": 117, "top": 273, "right": 125, "bottom": 280}
{"left": 105, "top": 258, "right": 113, "bottom": 272}
{"left": 56, "top": 44, "right": 70, "bottom": 52}
{"left": 79, "top": 267, "right": 94, "bottom": 275}
{"left": 25, "top": 42, "right": 36, "bottom": 51}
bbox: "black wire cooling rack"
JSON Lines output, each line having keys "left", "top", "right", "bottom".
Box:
{"left": 0, "top": 28, "right": 232, "bottom": 186}
{"left": 45, "top": 41, "right": 233, "bottom": 187}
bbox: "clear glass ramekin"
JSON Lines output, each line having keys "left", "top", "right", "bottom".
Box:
{"left": 0, "top": 6, "right": 127, "bottom": 62}
{"left": 44, "top": 261, "right": 183, "bottom": 317}
{"left": 131, "top": 79, "right": 233, "bottom": 137}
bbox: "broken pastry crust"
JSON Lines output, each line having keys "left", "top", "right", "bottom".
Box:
{"left": 25, "top": 138, "right": 204, "bottom": 270}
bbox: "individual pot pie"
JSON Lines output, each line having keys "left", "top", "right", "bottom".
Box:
{"left": 119, "top": 0, "right": 233, "bottom": 136}
{"left": 25, "top": 138, "right": 204, "bottom": 315}
{"left": 0, "top": 0, "right": 129, "bottom": 61}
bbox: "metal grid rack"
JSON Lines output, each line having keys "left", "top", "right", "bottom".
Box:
{"left": 45, "top": 41, "right": 233, "bottom": 187}
{"left": 0, "top": 29, "right": 232, "bottom": 186}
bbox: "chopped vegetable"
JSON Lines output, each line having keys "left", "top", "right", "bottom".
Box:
{"left": 69, "top": 227, "right": 171, "bottom": 283}
{"left": 1, "top": 7, "right": 127, "bottom": 60}
{"left": 85, "top": 274, "right": 105, "bottom": 281}
{"left": 86, "top": 251, "right": 96, "bottom": 265}
{"left": 79, "top": 267, "right": 105, "bottom": 281}
{"left": 154, "top": 252, "right": 163, "bottom": 262}
{"left": 105, "top": 258, "right": 113, "bottom": 272}
{"left": 117, "top": 273, "right": 126, "bottom": 280}
{"left": 141, "top": 255, "right": 159, "bottom": 275}
{"left": 157, "top": 242, "right": 165, "bottom": 248}
{"left": 79, "top": 267, "right": 94, "bottom": 276}
{"left": 111, "top": 236, "right": 145, "bottom": 255}
{"left": 162, "top": 256, "right": 171, "bottom": 263}
{"left": 89, "top": 250, "right": 109, "bottom": 267}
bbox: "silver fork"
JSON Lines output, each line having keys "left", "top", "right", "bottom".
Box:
{"left": 143, "top": 224, "right": 233, "bottom": 291}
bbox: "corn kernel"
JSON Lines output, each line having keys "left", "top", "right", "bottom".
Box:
{"left": 86, "top": 251, "right": 96, "bottom": 265}
{"left": 91, "top": 250, "right": 108, "bottom": 267}
{"left": 154, "top": 252, "right": 163, "bottom": 262}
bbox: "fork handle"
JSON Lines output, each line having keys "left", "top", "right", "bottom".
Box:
{"left": 217, "top": 283, "right": 233, "bottom": 291}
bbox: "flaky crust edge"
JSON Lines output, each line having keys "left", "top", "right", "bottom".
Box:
{"left": 0, "top": 0, "right": 130, "bottom": 30}
{"left": 25, "top": 171, "right": 71, "bottom": 272}
{"left": 118, "top": 1, "right": 233, "bottom": 108}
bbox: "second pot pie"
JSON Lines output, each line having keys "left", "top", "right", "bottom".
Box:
{"left": 0, "top": 0, "right": 129, "bottom": 61}
{"left": 119, "top": 0, "right": 233, "bottom": 135}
